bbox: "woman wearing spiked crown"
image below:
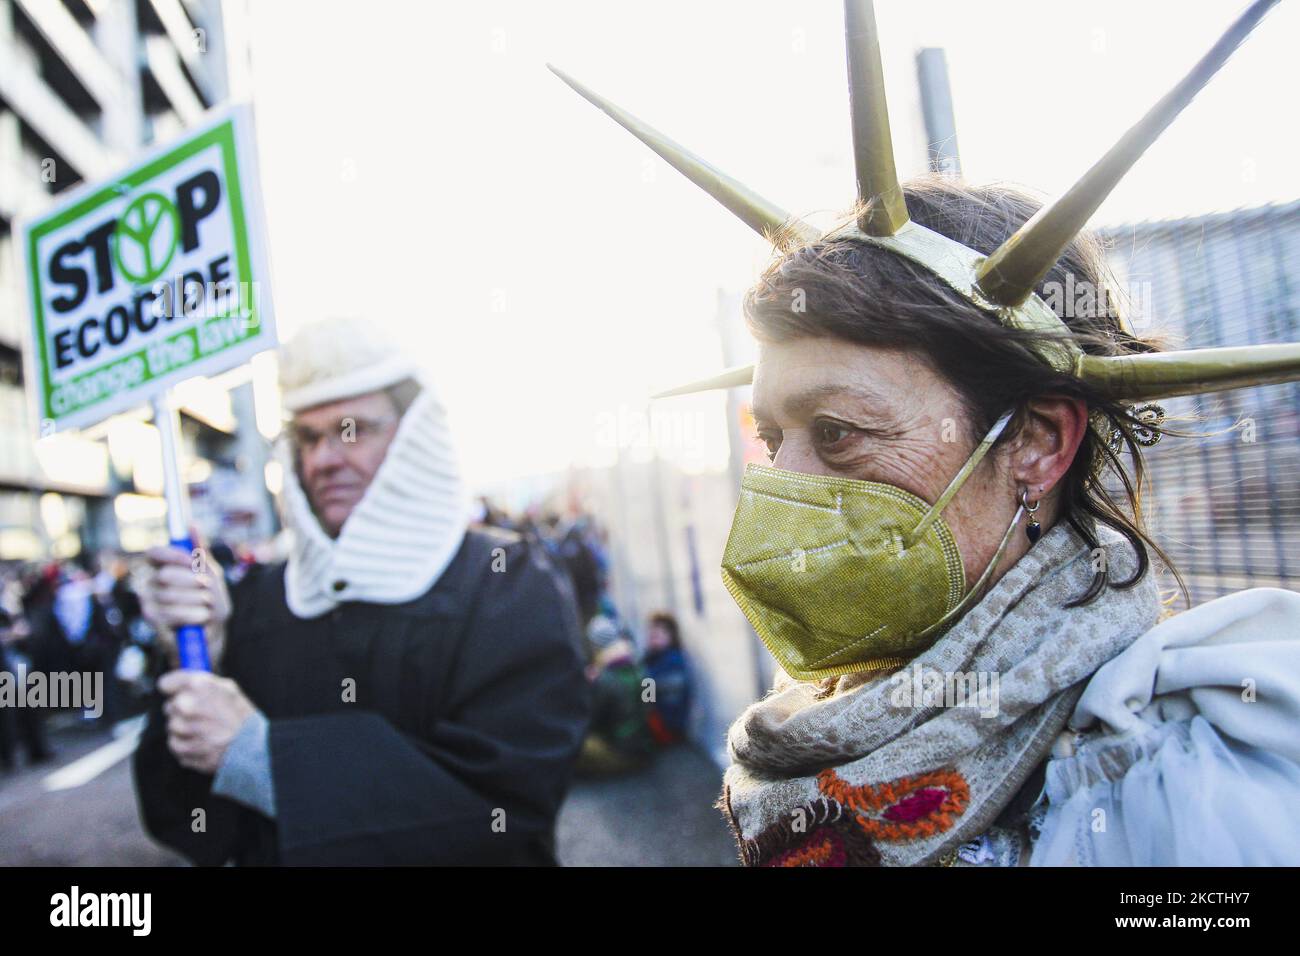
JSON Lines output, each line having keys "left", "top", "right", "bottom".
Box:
{"left": 553, "top": 0, "right": 1300, "bottom": 866}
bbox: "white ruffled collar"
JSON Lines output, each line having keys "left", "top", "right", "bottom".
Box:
{"left": 277, "top": 383, "right": 469, "bottom": 618}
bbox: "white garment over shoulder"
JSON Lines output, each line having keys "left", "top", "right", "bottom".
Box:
{"left": 1030, "top": 587, "right": 1300, "bottom": 866}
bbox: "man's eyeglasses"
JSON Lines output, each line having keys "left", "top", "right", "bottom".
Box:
{"left": 289, "top": 416, "right": 398, "bottom": 454}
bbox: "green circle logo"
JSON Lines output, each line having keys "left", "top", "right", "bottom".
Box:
{"left": 112, "top": 191, "right": 180, "bottom": 285}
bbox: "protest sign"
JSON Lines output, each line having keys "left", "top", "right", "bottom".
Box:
{"left": 20, "top": 103, "right": 275, "bottom": 435}
{"left": 18, "top": 104, "right": 277, "bottom": 670}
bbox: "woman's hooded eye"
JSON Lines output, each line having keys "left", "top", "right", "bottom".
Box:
{"left": 813, "top": 420, "right": 856, "bottom": 451}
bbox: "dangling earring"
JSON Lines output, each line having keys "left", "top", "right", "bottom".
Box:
{"left": 1021, "top": 488, "right": 1041, "bottom": 544}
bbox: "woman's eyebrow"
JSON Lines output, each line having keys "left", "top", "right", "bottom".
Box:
{"left": 781, "top": 383, "right": 892, "bottom": 419}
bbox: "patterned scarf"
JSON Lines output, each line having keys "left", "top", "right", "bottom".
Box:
{"left": 720, "top": 520, "right": 1161, "bottom": 867}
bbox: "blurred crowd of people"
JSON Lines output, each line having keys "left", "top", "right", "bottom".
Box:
{"left": 478, "top": 501, "right": 695, "bottom": 778}
{"left": 4, "top": 496, "right": 695, "bottom": 786}
{"left": 0, "top": 543, "right": 257, "bottom": 774}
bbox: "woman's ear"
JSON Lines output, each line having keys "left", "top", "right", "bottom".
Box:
{"left": 1009, "top": 396, "right": 1089, "bottom": 497}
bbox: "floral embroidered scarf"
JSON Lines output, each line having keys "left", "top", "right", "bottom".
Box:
{"left": 719, "top": 520, "right": 1161, "bottom": 867}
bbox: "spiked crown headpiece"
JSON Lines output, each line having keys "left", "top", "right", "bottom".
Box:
{"left": 550, "top": 0, "right": 1298, "bottom": 404}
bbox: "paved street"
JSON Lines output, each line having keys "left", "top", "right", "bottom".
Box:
{"left": 1, "top": 715, "right": 736, "bottom": 867}
{"left": 0, "top": 715, "right": 182, "bottom": 866}
{"left": 556, "top": 745, "right": 739, "bottom": 867}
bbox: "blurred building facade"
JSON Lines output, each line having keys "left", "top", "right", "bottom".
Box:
{"left": 0, "top": 0, "right": 274, "bottom": 561}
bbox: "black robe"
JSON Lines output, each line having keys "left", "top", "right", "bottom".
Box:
{"left": 133, "top": 527, "right": 591, "bottom": 865}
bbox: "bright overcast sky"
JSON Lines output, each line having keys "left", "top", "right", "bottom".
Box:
{"left": 241, "top": 0, "right": 1299, "bottom": 490}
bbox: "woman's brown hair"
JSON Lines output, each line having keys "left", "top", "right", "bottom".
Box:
{"left": 745, "top": 175, "right": 1184, "bottom": 608}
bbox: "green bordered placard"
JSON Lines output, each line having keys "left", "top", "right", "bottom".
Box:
{"left": 18, "top": 104, "right": 277, "bottom": 434}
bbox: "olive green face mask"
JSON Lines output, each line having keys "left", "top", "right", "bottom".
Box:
{"left": 721, "top": 410, "right": 1024, "bottom": 681}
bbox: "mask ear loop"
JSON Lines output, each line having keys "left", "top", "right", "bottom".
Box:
{"left": 914, "top": 498, "right": 1026, "bottom": 639}
{"left": 904, "top": 409, "right": 1016, "bottom": 549}
{"left": 901, "top": 408, "right": 1025, "bottom": 640}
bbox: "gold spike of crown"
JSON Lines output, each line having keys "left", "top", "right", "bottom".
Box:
{"left": 549, "top": 0, "right": 1296, "bottom": 404}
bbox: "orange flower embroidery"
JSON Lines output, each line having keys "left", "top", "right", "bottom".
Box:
{"left": 816, "top": 767, "right": 969, "bottom": 842}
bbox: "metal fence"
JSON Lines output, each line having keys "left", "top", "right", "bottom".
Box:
{"left": 1101, "top": 200, "right": 1300, "bottom": 605}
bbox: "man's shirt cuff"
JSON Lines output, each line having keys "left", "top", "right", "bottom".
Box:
{"left": 211, "top": 709, "right": 277, "bottom": 818}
